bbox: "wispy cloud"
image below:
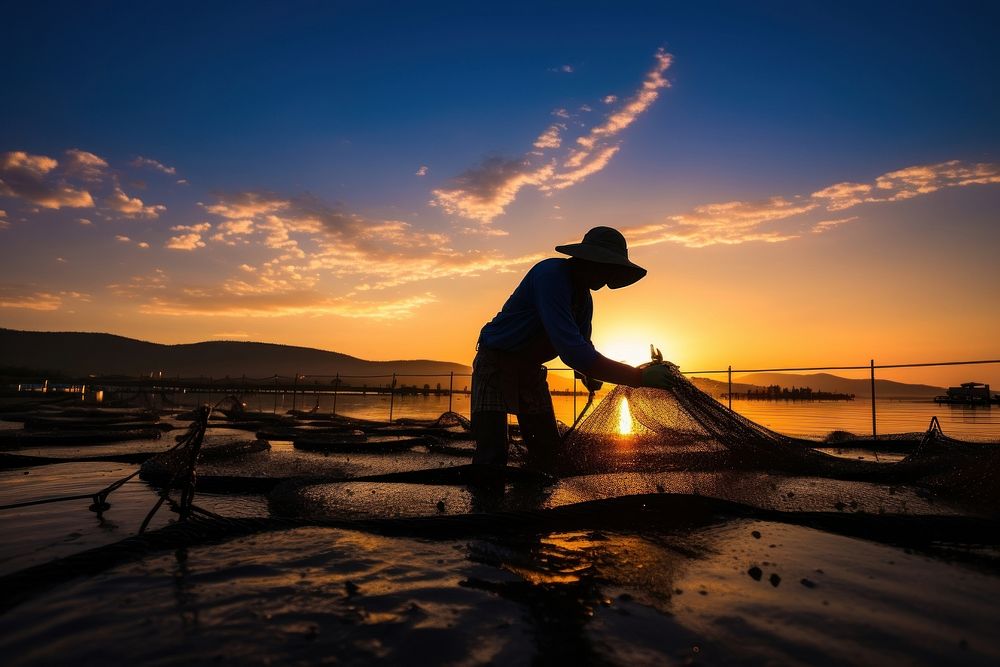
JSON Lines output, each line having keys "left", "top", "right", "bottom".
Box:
{"left": 573, "top": 49, "right": 671, "bottom": 152}
{"left": 625, "top": 160, "right": 1000, "bottom": 248}
{"left": 431, "top": 158, "right": 555, "bottom": 224}
{"left": 137, "top": 289, "right": 438, "bottom": 319}
{"left": 432, "top": 49, "right": 673, "bottom": 225}
{"left": 811, "top": 216, "right": 859, "bottom": 234}
{"left": 0, "top": 285, "right": 89, "bottom": 311}
{"left": 131, "top": 156, "right": 177, "bottom": 175}
{"left": 415, "top": 165, "right": 428, "bottom": 176}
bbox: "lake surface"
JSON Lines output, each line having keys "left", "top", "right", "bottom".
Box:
{"left": 178, "top": 390, "right": 1000, "bottom": 441}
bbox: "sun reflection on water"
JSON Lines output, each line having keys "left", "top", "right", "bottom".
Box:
{"left": 618, "top": 396, "right": 633, "bottom": 436}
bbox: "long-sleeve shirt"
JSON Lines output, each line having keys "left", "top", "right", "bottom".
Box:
{"left": 478, "top": 258, "right": 642, "bottom": 386}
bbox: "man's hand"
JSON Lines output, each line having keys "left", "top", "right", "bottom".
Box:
{"left": 575, "top": 372, "right": 603, "bottom": 393}
{"left": 641, "top": 364, "right": 676, "bottom": 389}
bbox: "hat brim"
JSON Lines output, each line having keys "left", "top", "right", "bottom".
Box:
{"left": 555, "top": 243, "right": 647, "bottom": 289}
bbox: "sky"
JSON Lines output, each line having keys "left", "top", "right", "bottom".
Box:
{"left": 1, "top": 1, "right": 998, "bottom": 386}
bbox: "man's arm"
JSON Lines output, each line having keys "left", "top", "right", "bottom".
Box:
{"left": 533, "top": 269, "right": 643, "bottom": 386}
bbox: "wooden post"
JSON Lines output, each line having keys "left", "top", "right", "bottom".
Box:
{"left": 870, "top": 359, "right": 877, "bottom": 441}
{"left": 273, "top": 375, "right": 278, "bottom": 414}
{"left": 292, "top": 372, "right": 299, "bottom": 412}
{"left": 389, "top": 373, "right": 397, "bottom": 422}
{"left": 448, "top": 371, "right": 454, "bottom": 413}
{"left": 728, "top": 365, "right": 732, "bottom": 411}
{"left": 332, "top": 373, "right": 339, "bottom": 416}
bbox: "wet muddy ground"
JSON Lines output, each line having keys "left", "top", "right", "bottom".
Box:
{"left": 1, "top": 406, "right": 999, "bottom": 665}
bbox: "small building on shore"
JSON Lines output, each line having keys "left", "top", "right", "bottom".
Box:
{"left": 934, "top": 382, "right": 998, "bottom": 405}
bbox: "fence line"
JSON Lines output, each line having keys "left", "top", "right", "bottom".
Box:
{"left": 6, "top": 358, "right": 998, "bottom": 441}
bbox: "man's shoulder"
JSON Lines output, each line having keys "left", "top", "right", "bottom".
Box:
{"left": 529, "top": 257, "right": 570, "bottom": 278}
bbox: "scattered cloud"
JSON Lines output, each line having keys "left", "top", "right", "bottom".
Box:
{"left": 0, "top": 150, "right": 95, "bottom": 209}
{"left": 107, "top": 186, "right": 166, "bottom": 218}
{"left": 415, "top": 165, "right": 428, "bottom": 176}
{"left": 624, "top": 160, "right": 1000, "bottom": 248}
{"left": 211, "top": 331, "right": 251, "bottom": 339}
{"left": 137, "top": 241, "right": 150, "bottom": 248}
{"left": 64, "top": 149, "right": 108, "bottom": 181}
{"left": 603, "top": 95, "right": 618, "bottom": 104}
{"left": 166, "top": 223, "right": 211, "bottom": 250}
{"left": 196, "top": 191, "right": 541, "bottom": 299}
{"left": 107, "top": 269, "right": 169, "bottom": 297}
{"left": 131, "top": 156, "right": 177, "bottom": 175}
{"left": 550, "top": 64, "right": 574, "bottom": 73}
{"left": 433, "top": 49, "right": 673, "bottom": 225}
{"left": 78, "top": 218, "right": 92, "bottom": 225}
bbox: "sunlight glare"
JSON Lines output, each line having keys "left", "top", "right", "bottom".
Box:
{"left": 618, "top": 396, "right": 633, "bottom": 436}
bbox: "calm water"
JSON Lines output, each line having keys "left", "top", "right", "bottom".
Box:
{"left": 174, "top": 391, "right": 1000, "bottom": 441}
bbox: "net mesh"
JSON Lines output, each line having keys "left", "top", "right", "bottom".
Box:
{"left": 563, "top": 370, "right": 1000, "bottom": 506}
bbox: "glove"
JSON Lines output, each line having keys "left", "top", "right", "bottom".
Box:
{"left": 641, "top": 363, "right": 676, "bottom": 389}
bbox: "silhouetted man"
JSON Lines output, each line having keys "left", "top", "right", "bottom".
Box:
{"left": 471, "top": 226, "right": 675, "bottom": 472}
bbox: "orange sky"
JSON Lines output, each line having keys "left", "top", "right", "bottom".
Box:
{"left": 1, "top": 17, "right": 998, "bottom": 389}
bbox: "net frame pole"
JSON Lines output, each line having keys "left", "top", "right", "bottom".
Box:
{"left": 292, "top": 372, "right": 299, "bottom": 412}
{"left": 332, "top": 373, "right": 339, "bottom": 416}
{"left": 448, "top": 371, "right": 454, "bottom": 413}
{"left": 389, "top": 372, "right": 396, "bottom": 422}
{"left": 573, "top": 375, "right": 578, "bottom": 419}
{"left": 728, "top": 365, "right": 732, "bottom": 410}
{"left": 870, "top": 358, "right": 877, "bottom": 441}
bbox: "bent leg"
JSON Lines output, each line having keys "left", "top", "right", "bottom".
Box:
{"left": 517, "top": 411, "right": 561, "bottom": 472}
{"left": 472, "top": 410, "right": 508, "bottom": 466}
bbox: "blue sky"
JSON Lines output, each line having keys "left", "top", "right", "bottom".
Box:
{"left": 1, "top": 1, "right": 998, "bottom": 383}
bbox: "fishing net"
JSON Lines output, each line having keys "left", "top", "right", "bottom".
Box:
{"left": 563, "top": 371, "right": 1000, "bottom": 508}
{"left": 3, "top": 377, "right": 1000, "bottom": 624}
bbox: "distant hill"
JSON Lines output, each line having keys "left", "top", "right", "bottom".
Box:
{"left": 733, "top": 372, "right": 943, "bottom": 399}
{"left": 0, "top": 328, "right": 475, "bottom": 389}
{"left": 689, "top": 376, "right": 758, "bottom": 396}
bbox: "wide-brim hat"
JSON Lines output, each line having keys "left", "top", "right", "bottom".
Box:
{"left": 555, "top": 226, "right": 647, "bottom": 289}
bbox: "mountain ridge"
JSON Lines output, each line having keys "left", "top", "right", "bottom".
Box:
{"left": 0, "top": 328, "right": 472, "bottom": 386}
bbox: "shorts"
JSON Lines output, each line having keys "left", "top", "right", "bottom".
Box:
{"left": 471, "top": 347, "right": 554, "bottom": 416}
